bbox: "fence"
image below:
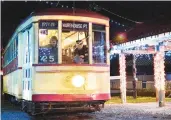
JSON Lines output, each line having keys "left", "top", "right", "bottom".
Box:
{"left": 110, "top": 80, "right": 171, "bottom": 90}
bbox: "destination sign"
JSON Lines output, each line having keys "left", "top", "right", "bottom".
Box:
{"left": 93, "top": 24, "right": 105, "bottom": 31}
{"left": 62, "top": 21, "right": 88, "bottom": 30}
{"left": 39, "top": 20, "right": 58, "bottom": 29}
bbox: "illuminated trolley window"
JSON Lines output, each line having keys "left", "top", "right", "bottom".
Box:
{"left": 38, "top": 20, "right": 107, "bottom": 65}
{"left": 62, "top": 21, "right": 89, "bottom": 64}
{"left": 38, "top": 20, "right": 58, "bottom": 64}
{"left": 92, "top": 24, "right": 106, "bottom": 64}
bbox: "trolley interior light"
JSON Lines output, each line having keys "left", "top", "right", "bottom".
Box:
{"left": 72, "top": 75, "right": 85, "bottom": 87}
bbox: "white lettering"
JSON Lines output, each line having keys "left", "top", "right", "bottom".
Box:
{"left": 83, "top": 24, "right": 87, "bottom": 29}
{"left": 62, "top": 23, "right": 87, "bottom": 29}
{"left": 41, "top": 22, "right": 56, "bottom": 27}
{"left": 49, "top": 55, "right": 55, "bottom": 62}
{"left": 41, "top": 56, "right": 47, "bottom": 62}
{"left": 50, "top": 23, "right": 55, "bottom": 27}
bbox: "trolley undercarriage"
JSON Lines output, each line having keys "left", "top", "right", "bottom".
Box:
{"left": 21, "top": 100, "right": 105, "bottom": 115}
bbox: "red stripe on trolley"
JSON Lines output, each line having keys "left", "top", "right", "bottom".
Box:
{"left": 33, "top": 64, "right": 109, "bottom": 67}
{"left": 18, "top": 67, "right": 22, "bottom": 69}
{"left": 37, "top": 70, "right": 109, "bottom": 73}
{"left": 32, "top": 93, "right": 111, "bottom": 102}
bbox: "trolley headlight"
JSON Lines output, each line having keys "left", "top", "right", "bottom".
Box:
{"left": 72, "top": 75, "right": 85, "bottom": 87}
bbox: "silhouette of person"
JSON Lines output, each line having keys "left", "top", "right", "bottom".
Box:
{"left": 73, "top": 39, "right": 88, "bottom": 63}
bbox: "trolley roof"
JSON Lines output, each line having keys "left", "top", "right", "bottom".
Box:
{"left": 33, "top": 8, "right": 109, "bottom": 20}
{"left": 3, "top": 8, "right": 109, "bottom": 53}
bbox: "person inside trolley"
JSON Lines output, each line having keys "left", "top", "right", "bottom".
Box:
{"left": 46, "top": 36, "right": 58, "bottom": 48}
{"left": 40, "top": 36, "right": 58, "bottom": 63}
{"left": 73, "top": 39, "right": 88, "bottom": 64}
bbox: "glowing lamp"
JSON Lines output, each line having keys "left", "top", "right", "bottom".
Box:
{"left": 115, "top": 33, "right": 127, "bottom": 43}
{"left": 72, "top": 75, "right": 85, "bottom": 87}
{"left": 118, "top": 34, "right": 125, "bottom": 40}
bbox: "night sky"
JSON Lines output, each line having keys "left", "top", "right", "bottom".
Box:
{"left": 2, "top": 1, "right": 171, "bottom": 47}
{"left": 1, "top": 1, "right": 171, "bottom": 74}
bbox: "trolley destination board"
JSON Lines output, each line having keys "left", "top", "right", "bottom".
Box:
{"left": 39, "top": 20, "right": 58, "bottom": 29}
{"left": 62, "top": 21, "right": 89, "bottom": 30}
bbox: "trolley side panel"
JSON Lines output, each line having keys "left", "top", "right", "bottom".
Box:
{"left": 32, "top": 65, "right": 110, "bottom": 101}
{"left": 3, "top": 69, "right": 22, "bottom": 99}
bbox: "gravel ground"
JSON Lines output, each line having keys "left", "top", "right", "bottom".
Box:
{"left": 93, "top": 103, "right": 171, "bottom": 120}
{"left": 1, "top": 101, "right": 171, "bottom": 120}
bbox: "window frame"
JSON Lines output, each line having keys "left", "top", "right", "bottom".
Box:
{"left": 38, "top": 20, "right": 59, "bottom": 64}
{"left": 92, "top": 23, "right": 107, "bottom": 64}
{"left": 37, "top": 20, "right": 108, "bottom": 65}
{"left": 61, "top": 21, "right": 89, "bottom": 64}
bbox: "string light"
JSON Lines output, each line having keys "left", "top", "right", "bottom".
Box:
{"left": 42, "top": 1, "right": 128, "bottom": 29}
{"left": 119, "top": 53, "right": 127, "bottom": 103}
{"left": 166, "top": 51, "right": 171, "bottom": 57}
{"left": 154, "top": 46, "right": 165, "bottom": 96}
{"left": 133, "top": 54, "right": 138, "bottom": 81}
{"left": 110, "top": 20, "right": 128, "bottom": 28}
{"left": 93, "top": 2, "right": 138, "bottom": 23}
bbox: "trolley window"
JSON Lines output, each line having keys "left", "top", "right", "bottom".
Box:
{"left": 38, "top": 20, "right": 58, "bottom": 64}
{"left": 61, "top": 21, "right": 89, "bottom": 64}
{"left": 3, "top": 36, "right": 18, "bottom": 67}
{"left": 92, "top": 24, "right": 106, "bottom": 64}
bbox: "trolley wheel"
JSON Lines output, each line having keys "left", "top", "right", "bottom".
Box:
{"left": 92, "top": 104, "right": 101, "bottom": 111}
{"left": 21, "top": 100, "right": 27, "bottom": 112}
